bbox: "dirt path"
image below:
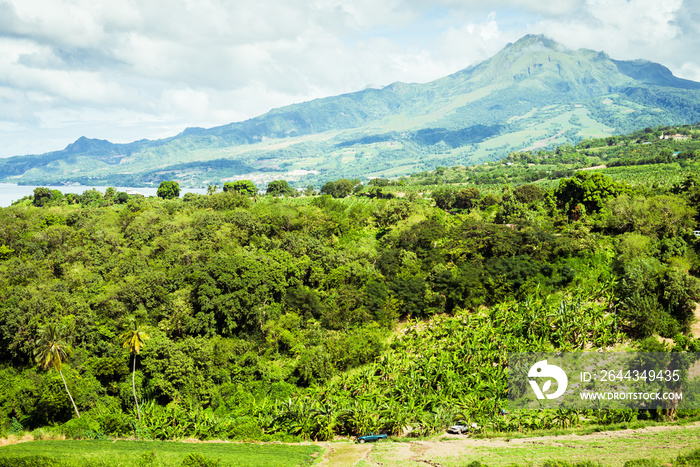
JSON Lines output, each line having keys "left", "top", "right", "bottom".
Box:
{"left": 316, "top": 442, "right": 373, "bottom": 466}
{"left": 317, "top": 422, "right": 700, "bottom": 467}
{"left": 691, "top": 303, "right": 700, "bottom": 338}
{"left": 576, "top": 165, "right": 607, "bottom": 171}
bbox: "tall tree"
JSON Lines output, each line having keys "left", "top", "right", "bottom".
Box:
{"left": 266, "top": 180, "right": 293, "bottom": 196}
{"left": 554, "top": 171, "right": 626, "bottom": 217}
{"left": 32, "top": 187, "right": 54, "bottom": 207}
{"left": 321, "top": 179, "right": 355, "bottom": 198}
{"left": 224, "top": 180, "right": 257, "bottom": 196}
{"left": 120, "top": 321, "right": 150, "bottom": 423}
{"left": 157, "top": 180, "right": 180, "bottom": 199}
{"left": 34, "top": 323, "right": 80, "bottom": 419}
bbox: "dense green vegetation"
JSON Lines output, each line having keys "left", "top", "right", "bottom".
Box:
{"left": 403, "top": 125, "right": 700, "bottom": 190}
{"left": 1, "top": 125, "right": 700, "bottom": 444}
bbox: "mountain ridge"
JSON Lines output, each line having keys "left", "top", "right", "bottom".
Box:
{"left": 2, "top": 34, "right": 700, "bottom": 188}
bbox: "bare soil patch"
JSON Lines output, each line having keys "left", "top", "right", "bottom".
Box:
{"left": 0, "top": 434, "right": 35, "bottom": 447}
{"left": 316, "top": 422, "right": 700, "bottom": 467}
{"left": 691, "top": 303, "right": 700, "bottom": 338}
{"left": 317, "top": 442, "right": 373, "bottom": 466}
{"left": 576, "top": 165, "right": 607, "bottom": 171}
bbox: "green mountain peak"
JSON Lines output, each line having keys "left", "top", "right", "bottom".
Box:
{"left": 454, "top": 34, "right": 623, "bottom": 96}
{"left": 1, "top": 34, "right": 699, "bottom": 187}
{"left": 505, "top": 33, "right": 563, "bottom": 51}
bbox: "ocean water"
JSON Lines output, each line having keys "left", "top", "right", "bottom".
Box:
{"left": 0, "top": 183, "right": 207, "bottom": 207}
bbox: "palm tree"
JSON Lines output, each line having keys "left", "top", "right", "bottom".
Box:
{"left": 34, "top": 323, "right": 80, "bottom": 418}
{"left": 120, "top": 321, "right": 149, "bottom": 423}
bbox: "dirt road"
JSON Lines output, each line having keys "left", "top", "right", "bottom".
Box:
{"left": 317, "top": 422, "right": 700, "bottom": 467}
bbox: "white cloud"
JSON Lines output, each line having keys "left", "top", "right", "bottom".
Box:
{"left": 435, "top": 11, "right": 513, "bottom": 68}
{"left": 527, "top": 0, "right": 696, "bottom": 80}
{"left": 585, "top": 0, "right": 682, "bottom": 42}
{"left": 678, "top": 63, "right": 700, "bottom": 83}
{"left": 4, "top": 0, "right": 109, "bottom": 47}
{"left": 159, "top": 87, "right": 210, "bottom": 117}
{"left": 0, "top": 0, "right": 697, "bottom": 158}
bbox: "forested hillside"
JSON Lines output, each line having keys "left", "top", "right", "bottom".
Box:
{"left": 1, "top": 125, "right": 700, "bottom": 441}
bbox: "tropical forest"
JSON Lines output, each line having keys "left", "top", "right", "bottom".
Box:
{"left": 2, "top": 124, "right": 700, "bottom": 466}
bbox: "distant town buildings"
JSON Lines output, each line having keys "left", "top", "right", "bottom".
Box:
{"left": 660, "top": 134, "right": 690, "bottom": 140}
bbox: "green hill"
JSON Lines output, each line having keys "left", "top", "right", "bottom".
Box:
{"left": 2, "top": 34, "right": 700, "bottom": 188}
{"left": 1, "top": 125, "right": 700, "bottom": 442}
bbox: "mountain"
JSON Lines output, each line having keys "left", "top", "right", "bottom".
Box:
{"left": 2, "top": 34, "right": 700, "bottom": 188}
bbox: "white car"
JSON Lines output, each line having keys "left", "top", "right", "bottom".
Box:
{"left": 447, "top": 422, "right": 478, "bottom": 434}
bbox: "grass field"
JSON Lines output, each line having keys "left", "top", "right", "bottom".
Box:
{"left": 323, "top": 423, "right": 700, "bottom": 467}
{"left": 0, "top": 439, "right": 322, "bottom": 466}
{"left": 1, "top": 424, "right": 700, "bottom": 466}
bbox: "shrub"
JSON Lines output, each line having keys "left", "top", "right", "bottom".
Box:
{"left": 624, "top": 460, "right": 664, "bottom": 467}
{"left": 676, "top": 448, "right": 700, "bottom": 466}
{"left": 138, "top": 451, "right": 158, "bottom": 467}
{"left": 541, "top": 462, "right": 601, "bottom": 467}
{"left": 60, "top": 416, "right": 101, "bottom": 439}
{"left": 29, "top": 426, "right": 62, "bottom": 440}
{"left": 181, "top": 453, "right": 221, "bottom": 467}
{"left": 95, "top": 411, "right": 132, "bottom": 437}
{"left": 10, "top": 417, "right": 23, "bottom": 434}
{"left": 0, "top": 456, "right": 59, "bottom": 467}
{"left": 619, "top": 293, "right": 667, "bottom": 338}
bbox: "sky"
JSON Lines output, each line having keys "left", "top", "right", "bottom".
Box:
{"left": 0, "top": 0, "right": 699, "bottom": 158}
